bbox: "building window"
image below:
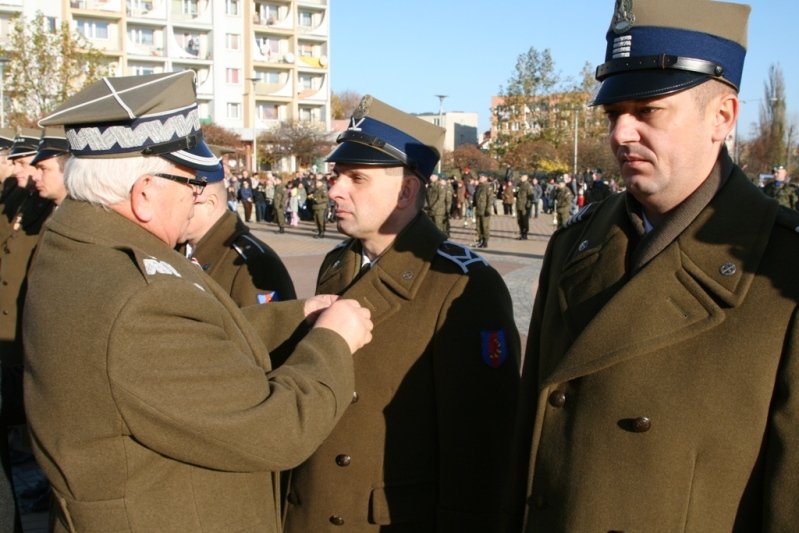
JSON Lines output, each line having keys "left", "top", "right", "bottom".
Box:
{"left": 44, "top": 16, "right": 57, "bottom": 33}
{"left": 257, "top": 3, "right": 279, "bottom": 25}
{"left": 180, "top": 32, "right": 200, "bottom": 55}
{"left": 298, "top": 11, "right": 313, "bottom": 27}
{"left": 225, "top": 0, "right": 239, "bottom": 16}
{"left": 131, "top": 65, "right": 155, "bottom": 76}
{"left": 257, "top": 103, "right": 278, "bottom": 120}
{"left": 225, "top": 68, "right": 240, "bottom": 84}
{"left": 225, "top": 33, "right": 239, "bottom": 50}
{"left": 227, "top": 103, "right": 241, "bottom": 119}
{"left": 298, "top": 42, "right": 314, "bottom": 57}
{"left": 129, "top": 27, "right": 155, "bottom": 46}
{"left": 75, "top": 19, "right": 109, "bottom": 40}
{"left": 298, "top": 74, "right": 320, "bottom": 91}
{"left": 181, "top": 0, "right": 199, "bottom": 15}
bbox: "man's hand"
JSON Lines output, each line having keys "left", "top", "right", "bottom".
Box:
{"left": 313, "top": 298, "right": 373, "bottom": 354}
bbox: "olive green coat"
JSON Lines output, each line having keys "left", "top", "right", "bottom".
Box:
{"left": 190, "top": 209, "right": 296, "bottom": 306}
{"left": 23, "top": 199, "right": 355, "bottom": 533}
{"left": 518, "top": 155, "right": 799, "bottom": 532}
{"left": 284, "top": 214, "right": 521, "bottom": 533}
{"left": 0, "top": 187, "right": 53, "bottom": 366}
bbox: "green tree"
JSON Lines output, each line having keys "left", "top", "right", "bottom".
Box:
{"left": 0, "top": 11, "right": 105, "bottom": 126}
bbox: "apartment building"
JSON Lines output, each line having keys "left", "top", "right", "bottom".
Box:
{"left": 0, "top": 0, "right": 330, "bottom": 169}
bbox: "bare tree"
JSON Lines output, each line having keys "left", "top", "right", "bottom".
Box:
{"left": 331, "top": 90, "right": 363, "bottom": 120}
{"left": 0, "top": 12, "right": 105, "bottom": 126}
{"left": 260, "top": 122, "right": 332, "bottom": 169}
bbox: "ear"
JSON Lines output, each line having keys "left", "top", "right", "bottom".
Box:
{"left": 130, "top": 175, "right": 156, "bottom": 223}
{"left": 711, "top": 93, "right": 738, "bottom": 143}
{"left": 397, "top": 175, "right": 421, "bottom": 209}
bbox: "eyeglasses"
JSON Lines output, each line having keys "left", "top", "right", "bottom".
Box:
{"left": 153, "top": 173, "right": 207, "bottom": 196}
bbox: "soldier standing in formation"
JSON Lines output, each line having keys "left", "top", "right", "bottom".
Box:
{"left": 517, "top": 1, "right": 799, "bottom": 530}
{"left": 309, "top": 174, "right": 329, "bottom": 238}
{"left": 762, "top": 164, "right": 797, "bottom": 209}
{"left": 553, "top": 174, "right": 574, "bottom": 228}
{"left": 515, "top": 174, "right": 534, "bottom": 240}
{"left": 272, "top": 174, "right": 287, "bottom": 233}
{"left": 283, "top": 95, "right": 520, "bottom": 533}
{"left": 473, "top": 173, "right": 492, "bottom": 248}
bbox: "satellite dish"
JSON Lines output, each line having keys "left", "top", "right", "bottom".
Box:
{"left": 318, "top": 55, "right": 328, "bottom": 67}
{"left": 284, "top": 53, "right": 295, "bottom": 64}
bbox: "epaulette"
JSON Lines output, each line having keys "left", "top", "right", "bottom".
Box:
{"left": 564, "top": 202, "right": 599, "bottom": 228}
{"left": 436, "top": 240, "right": 487, "bottom": 274}
{"left": 775, "top": 205, "right": 799, "bottom": 235}
{"left": 231, "top": 233, "right": 266, "bottom": 261}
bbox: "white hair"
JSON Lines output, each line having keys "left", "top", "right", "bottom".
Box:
{"left": 65, "top": 155, "right": 174, "bottom": 206}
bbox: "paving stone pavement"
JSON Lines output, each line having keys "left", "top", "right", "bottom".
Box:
{"left": 20, "top": 210, "right": 556, "bottom": 532}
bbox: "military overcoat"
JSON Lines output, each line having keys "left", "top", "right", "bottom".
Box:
{"left": 190, "top": 209, "right": 296, "bottom": 306}
{"left": 517, "top": 154, "right": 799, "bottom": 532}
{"left": 0, "top": 188, "right": 53, "bottom": 365}
{"left": 23, "top": 199, "right": 355, "bottom": 533}
{"left": 284, "top": 214, "right": 521, "bottom": 533}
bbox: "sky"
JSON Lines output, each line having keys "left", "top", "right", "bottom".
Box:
{"left": 329, "top": 0, "right": 798, "bottom": 139}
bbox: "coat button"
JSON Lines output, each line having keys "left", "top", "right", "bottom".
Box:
{"left": 329, "top": 515, "right": 345, "bottom": 526}
{"left": 335, "top": 454, "right": 351, "bottom": 467}
{"left": 351, "top": 391, "right": 359, "bottom": 404}
{"left": 632, "top": 416, "right": 652, "bottom": 433}
{"left": 548, "top": 390, "right": 566, "bottom": 408}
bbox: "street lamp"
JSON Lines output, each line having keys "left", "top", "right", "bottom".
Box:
{"left": 0, "top": 57, "right": 8, "bottom": 128}
{"left": 248, "top": 76, "right": 258, "bottom": 173}
{"left": 434, "top": 95, "right": 447, "bottom": 173}
{"left": 572, "top": 107, "right": 579, "bottom": 177}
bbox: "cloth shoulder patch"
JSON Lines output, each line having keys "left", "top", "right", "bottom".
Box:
{"left": 775, "top": 205, "right": 799, "bottom": 235}
{"left": 437, "top": 241, "right": 487, "bottom": 273}
{"left": 256, "top": 291, "right": 278, "bottom": 304}
{"left": 565, "top": 202, "right": 598, "bottom": 228}
{"left": 481, "top": 329, "right": 508, "bottom": 368}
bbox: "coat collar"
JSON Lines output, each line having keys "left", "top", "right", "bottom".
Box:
{"left": 544, "top": 161, "right": 778, "bottom": 386}
{"left": 191, "top": 210, "right": 243, "bottom": 270}
{"left": 317, "top": 213, "right": 446, "bottom": 326}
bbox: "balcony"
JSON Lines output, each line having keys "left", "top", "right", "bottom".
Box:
{"left": 126, "top": 0, "right": 167, "bottom": 19}
{"left": 71, "top": 0, "right": 123, "bottom": 13}
{"left": 170, "top": 0, "right": 210, "bottom": 23}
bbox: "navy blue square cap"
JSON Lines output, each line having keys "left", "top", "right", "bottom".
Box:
{"left": 8, "top": 128, "right": 41, "bottom": 160}
{"left": 39, "top": 71, "right": 221, "bottom": 173}
{"left": 31, "top": 126, "right": 70, "bottom": 165}
{"left": 592, "top": 0, "right": 750, "bottom": 106}
{"left": 327, "top": 95, "right": 445, "bottom": 182}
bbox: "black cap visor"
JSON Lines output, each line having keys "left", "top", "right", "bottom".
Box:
{"left": 326, "top": 141, "right": 404, "bottom": 167}
{"left": 591, "top": 69, "right": 711, "bottom": 106}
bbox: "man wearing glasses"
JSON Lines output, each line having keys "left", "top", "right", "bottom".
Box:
{"left": 23, "top": 71, "right": 373, "bottom": 532}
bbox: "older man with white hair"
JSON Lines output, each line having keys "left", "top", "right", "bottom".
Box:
{"left": 23, "top": 71, "right": 372, "bottom": 532}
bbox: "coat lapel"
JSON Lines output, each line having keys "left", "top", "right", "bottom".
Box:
{"left": 316, "top": 214, "right": 443, "bottom": 329}
{"left": 544, "top": 169, "right": 777, "bottom": 386}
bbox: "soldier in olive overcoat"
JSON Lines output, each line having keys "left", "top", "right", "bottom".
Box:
{"left": 180, "top": 167, "right": 296, "bottom": 307}
{"left": 283, "top": 96, "right": 520, "bottom": 533}
{"left": 23, "top": 71, "right": 373, "bottom": 532}
{"left": 516, "top": 1, "right": 799, "bottom": 531}
{"left": 515, "top": 174, "right": 534, "bottom": 240}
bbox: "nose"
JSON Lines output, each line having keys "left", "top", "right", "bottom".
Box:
{"left": 609, "top": 113, "right": 640, "bottom": 146}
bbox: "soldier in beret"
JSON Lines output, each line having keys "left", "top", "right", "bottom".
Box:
{"left": 283, "top": 95, "right": 520, "bottom": 533}
{"left": 179, "top": 146, "right": 296, "bottom": 308}
{"left": 516, "top": 1, "right": 799, "bottom": 531}
{"left": 515, "top": 174, "right": 534, "bottom": 240}
{"left": 23, "top": 71, "right": 373, "bottom": 532}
